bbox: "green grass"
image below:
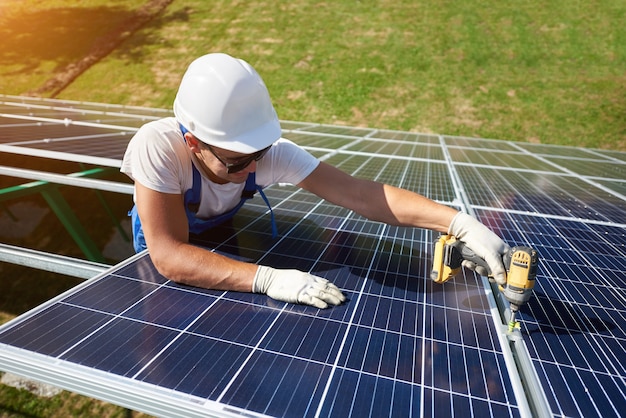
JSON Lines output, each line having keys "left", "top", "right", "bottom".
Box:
{"left": 0, "top": 378, "right": 152, "bottom": 418}
{"left": 1, "top": 0, "right": 625, "bottom": 150}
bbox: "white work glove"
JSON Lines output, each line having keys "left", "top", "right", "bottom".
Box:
{"left": 448, "top": 212, "right": 510, "bottom": 285}
{"left": 253, "top": 266, "right": 346, "bottom": 309}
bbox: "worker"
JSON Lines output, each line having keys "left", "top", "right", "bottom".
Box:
{"left": 121, "top": 53, "right": 509, "bottom": 309}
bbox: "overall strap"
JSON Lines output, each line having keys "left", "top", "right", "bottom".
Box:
{"left": 184, "top": 165, "right": 277, "bottom": 238}
{"left": 236, "top": 173, "right": 278, "bottom": 238}
{"left": 254, "top": 182, "right": 278, "bottom": 238}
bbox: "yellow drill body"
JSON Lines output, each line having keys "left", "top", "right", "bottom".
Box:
{"left": 499, "top": 246, "right": 538, "bottom": 331}
{"left": 431, "top": 235, "right": 539, "bottom": 332}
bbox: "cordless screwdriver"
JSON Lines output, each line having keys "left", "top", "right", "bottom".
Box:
{"left": 431, "top": 234, "right": 539, "bottom": 332}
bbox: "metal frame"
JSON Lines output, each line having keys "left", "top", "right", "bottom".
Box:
{"left": 0, "top": 243, "right": 108, "bottom": 279}
{"left": 439, "top": 135, "right": 552, "bottom": 417}
{"left": 0, "top": 166, "right": 132, "bottom": 263}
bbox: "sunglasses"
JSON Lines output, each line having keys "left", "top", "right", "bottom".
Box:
{"left": 206, "top": 144, "right": 272, "bottom": 173}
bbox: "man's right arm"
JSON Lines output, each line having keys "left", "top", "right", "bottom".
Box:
{"left": 135, "top": 181, "right": 345, "bottom": 308}
{"left": 135, "top": 181, "right": 257, "bottom": 291}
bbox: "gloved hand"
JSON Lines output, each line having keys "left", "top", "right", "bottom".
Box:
{"left": 448, "top": 212, "right": 510, "bottom": 285}
{"left": 253, "top": 266, "right": 346, "bottom": 309}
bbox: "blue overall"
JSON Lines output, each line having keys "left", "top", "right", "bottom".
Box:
{"left": 129, "top": 163, "right": 277, "bottom": 253}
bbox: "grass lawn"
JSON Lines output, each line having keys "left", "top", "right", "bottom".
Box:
{"left": 1, "top": 0, "right": 625, "bottom": 150}
{"left": 0, "top": 377, "right": 153, "bottom": 418}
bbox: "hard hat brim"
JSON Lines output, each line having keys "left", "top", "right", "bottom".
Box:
{"left": 198, "top": 117, "right": 282, "bottom": 154}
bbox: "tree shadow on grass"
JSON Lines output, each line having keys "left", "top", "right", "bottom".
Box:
{"left": 0, "top": 1, "right": 188, "bottom": 95}
{"left": 0, "top": 6, "right": 135, "bottom": 73}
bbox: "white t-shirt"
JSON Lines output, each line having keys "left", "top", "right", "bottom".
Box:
{"left": 121, "top": 117, "right": 319, "bottom": 218}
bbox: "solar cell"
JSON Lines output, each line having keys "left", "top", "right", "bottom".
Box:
{"left": 0, "top": 95, "right": 625, "bottom": 418}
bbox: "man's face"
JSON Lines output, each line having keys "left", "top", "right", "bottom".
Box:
{"left": 186, "top": 133, "right": 270, "bottom": 183}
{"left": 203, "top": 144, "right": 262, "bottom": 183}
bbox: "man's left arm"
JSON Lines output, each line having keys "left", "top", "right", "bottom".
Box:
{"left": 298, "top": 162, "right": 457, "bottom": 232}
{"left": 298, "top": 162, "right": 509, "bottom": 283}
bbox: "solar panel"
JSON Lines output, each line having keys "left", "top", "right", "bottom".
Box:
{"left": 0, "top": 95, "right": 625, "bottom": 417}
{"left": 0, "top": 94, "right": 162, "bottom": 166}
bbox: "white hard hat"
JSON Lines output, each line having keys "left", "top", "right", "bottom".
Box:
{"left": 173, "top": 53, "right": 281, "bottom": 153}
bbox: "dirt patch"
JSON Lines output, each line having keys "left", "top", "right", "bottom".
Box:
{"left": 28, "top": 0, "right": 173, "bottom": 98}
{"left": 1, "top": 373, "right": 62, "bottom": 398}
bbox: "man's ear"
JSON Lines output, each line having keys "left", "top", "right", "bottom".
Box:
{"left": 184, "top": 132, "right": 202, "bottom": 152}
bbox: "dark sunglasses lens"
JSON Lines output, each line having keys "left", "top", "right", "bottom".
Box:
{"left": 227, "top": 160, "right": 251, "bottom": 173}
{"left": 224, "top": 146, "right": 272, "bottom": 173}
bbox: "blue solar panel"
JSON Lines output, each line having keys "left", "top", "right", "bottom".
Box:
{"left": 0, "top": 95, "right": 625, "bottom": 418}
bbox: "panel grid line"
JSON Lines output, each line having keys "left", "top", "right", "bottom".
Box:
{"left": 510, "top": 142, "right": 626, "bottom": 202}
{"left": 314, "top": 224, "right": 389, "bottom": 418}
{"left": 55, "top": 279, "right": 168, "bottom": 360}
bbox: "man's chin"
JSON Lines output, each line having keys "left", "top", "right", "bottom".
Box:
{"left": 228, "top": 172, "right": 252, "bottom": 183}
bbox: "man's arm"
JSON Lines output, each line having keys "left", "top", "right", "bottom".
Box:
{"left": 135, "top": 181, "right": 257, "bottom": 291}
{"left": 298, "top": 162, "right": 458, "bottom": 232}
{"left": 135, "top": 181, "right": 345, "bottom": 307}
{"left": 298, "top": 162, "right": 509, "bottom": 283}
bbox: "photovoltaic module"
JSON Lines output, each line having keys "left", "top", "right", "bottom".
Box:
{"left": 0, "top": 95, "right": 624, "bottom": 417}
